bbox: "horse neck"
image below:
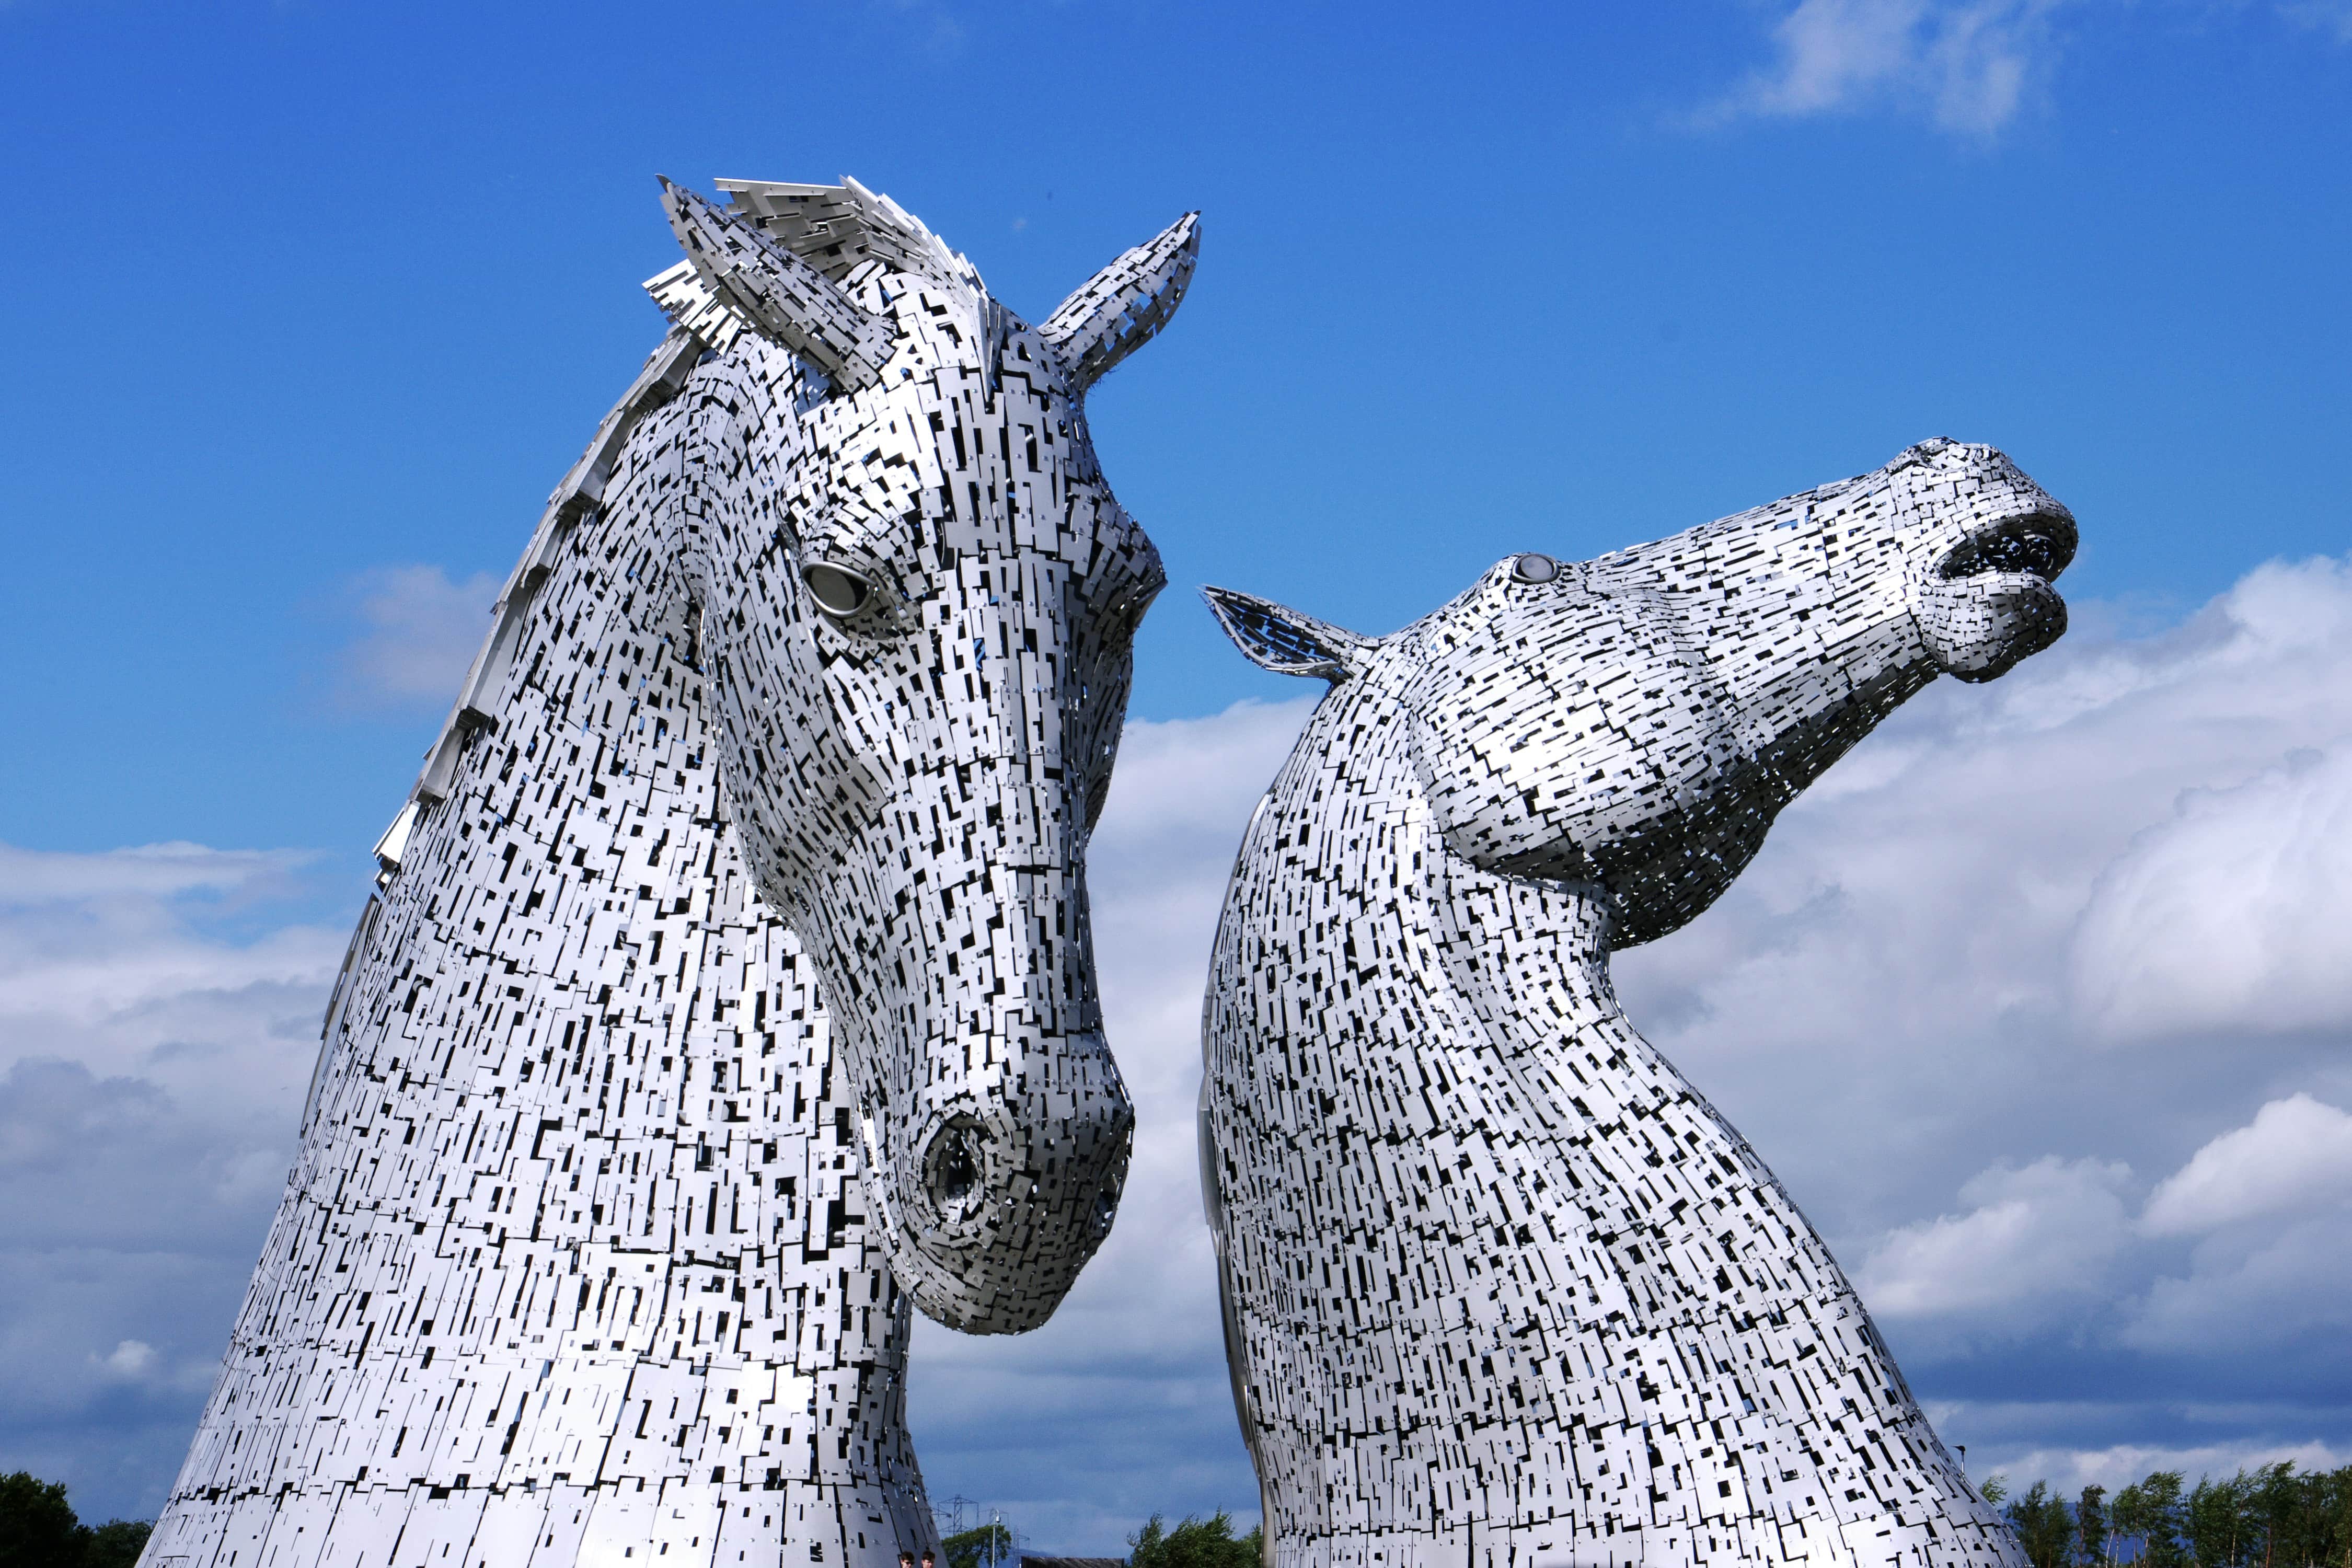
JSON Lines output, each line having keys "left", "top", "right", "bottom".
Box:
{"left": 1256, "top": 673, "right": 1623, "bottom": 1033}
{"left": 397, "top": 505, "right": 710, "bottom": 973}
{"left": 312, "top": 490, "right": 754, "bottom": 1180}
{"left": 1227, "top": 677, "right": 1730, "bottom": 1271}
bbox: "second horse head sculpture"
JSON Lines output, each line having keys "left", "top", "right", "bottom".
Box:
{"left": 1201, "top": 440, "right": 2073, "bottom": 1568}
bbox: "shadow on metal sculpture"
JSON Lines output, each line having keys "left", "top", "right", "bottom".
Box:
{"left": 143, "top": 175, "right": 1196, "bottom": 1568}
{"left": 1200, "top": 440, "right": 2074, "bottom": 1568}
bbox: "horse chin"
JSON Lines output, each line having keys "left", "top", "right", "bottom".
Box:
{"left": 864, "top": 1044, "right": 1134, "bottom": 1335}
{"left": 1914, "top": 572, "right": 2069, "bottom": 683}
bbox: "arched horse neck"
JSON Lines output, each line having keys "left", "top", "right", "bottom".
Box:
{"left": 1209, "top": 651, "right": 2004, "bottom": 1568}
{"left": 151, "top": 328, "right": 937, "bottom": 1568}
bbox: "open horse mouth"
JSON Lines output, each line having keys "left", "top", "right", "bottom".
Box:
{"left": 1937, "top": 508, "right": 2079, "bottom": 582}
{"left": 1916, "top": 504, "right": 2075, "bottom": 683}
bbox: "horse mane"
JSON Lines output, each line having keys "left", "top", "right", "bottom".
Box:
{"left": 377, "top": 175, "right": 977, "bottom": 870}
{"left": 715, "top": 176, "right": 977, "bottom": 292}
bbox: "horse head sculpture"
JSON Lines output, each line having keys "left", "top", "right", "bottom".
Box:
{"left": 1210, "top": 437, "right": 2072, "bottom": 945}
{"left": 142, "top": 175, "right": 1197, "bottom": 1568}
{"left": 638, "top": 179, "right": 1196, "bottom": 1331}
{"left": 1197, "top": 440, "right": 2073, "bottom": 1567}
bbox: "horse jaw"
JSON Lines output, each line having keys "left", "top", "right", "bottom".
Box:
{"left": 1913, "top": 569, "right": 2070, "bottom": 682}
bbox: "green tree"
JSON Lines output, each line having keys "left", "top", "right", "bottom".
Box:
{"left": 2253, "top": 1463, "right": 2307, "bottom": 1568}
{"left": 2189, "top": 1471, "right": 2256, "bottom": 1568}
{"left": 944, "top": 1522, "right": 1015, "bottom": 1568}
{"left": 0, "top": 1471, "right": 88, "bottom": 1568}
{"left": 84, "top": 1520, "right": 152, "bottom": 1568}
{"left": 2324, "top": 1467, "right": 2343, "bottom": 1568}
{"left": 2325, "top": 1466, "right": 2352, "bottom": 1568}
{"left": 2008, "top": 1480, "right": 2078, "bottom": 1568}
{"left": 2080, "top": 1485, "right": 2111, "bottom": 1568}
{"left": 1128, "top": 1511, "right": 1262, "bottom": 1568}
{"left": 0, "top": 1471, "right": 152, "bottom": 1568}
{"left": 2116, "top": 1472, "right": 2189, "bottom": 1568}
{"left": 1984, "top": 1476, "right": 2013, "bottom": 1506}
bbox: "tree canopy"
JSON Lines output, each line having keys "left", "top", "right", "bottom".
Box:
{"left": 1986, "top": 1462, "right": 2352, "bottom": 1568}
{"left": 0, "top": 1472, "right": 151, "bottom": 1568}
{"left": 1128, "top": 1511, "right": 1263, "bottom": 1568}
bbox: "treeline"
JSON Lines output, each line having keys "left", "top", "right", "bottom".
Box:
{"left": 1990, "top": 1464, "right": 2352, "bottom": 1568}
{"left": 1128, "top": 1511, "right": 1263, "bottom": 1568}
{"left": 0, "top": 1472, "right": 151, "bottom": 1567}
{"left": 940, "top": 1511, "right": 1261, "bottom": 1568}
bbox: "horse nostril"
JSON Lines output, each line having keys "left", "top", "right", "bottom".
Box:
{"left": 1940, "top": 517, "right": 2072, "bottom": 582}
{"left": 1089, "top": 1138, "right": 1131, "bottom": 1243}
{"left": 1986, "top": 532, "right": 2061, "bottom": 578}
{"left": 923, "top": 1115, "right": 988, "bottom": 1224}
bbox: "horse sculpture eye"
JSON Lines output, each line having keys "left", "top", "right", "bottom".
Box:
{"left": 802, "top": 562, "right": 872, "bottom": 617}
{"left": 1513, "top": 554, "right": 1561, "bottom": 584}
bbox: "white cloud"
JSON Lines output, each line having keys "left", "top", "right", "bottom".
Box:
{"left": 26, "top": 547, "right": 2352, "bottom": 1532}
{"left": 2279, "top": 1, "right": 2352, "bottom": 43}
{"left": 2072, "top": 745, "right": 2352, "bottom": 1042}
{"left": 2116, "top": 1097, "right": 2352, "bottom": 1354}
{"left": 99, "top": 1340, "right": 157, "bottom": 1379}
{"left": 2141, "top": 1094, "right": 2352, "bottom": 1236}
{"left": 1945, "top": 1430, "right": 2351, "bottom": 1495}
{"left": 1614, "top": 555, "right": 2352, "bottom": 1232}
{"left": 909, "top": 697, "right": 1314, "bottom": 1546}
{"left": 0, "top": 843, "right": 341, "bottom": 1076}
{"left": 335, "top": 564, "right": 499, "bottom": 711}
{"left": 2125, "top": 1210, "right": 2352, "bottom": 1350}
{"left": 1709, "top": 0, "right": 2068, "bottom": 136}
{"left": 0, "top": 840, "right": 344, "bottom": 1516}
{"left": 0, "top": 841, "right": 307, "bottom": 904}
{"left": 1857, "top": 1156, "right": 2132, "bottom": 1321}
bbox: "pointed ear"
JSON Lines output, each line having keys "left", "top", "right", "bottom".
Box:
{"left": 1041, "top": 212, "right": 1199, "bottom": 393}
{"left": 1201, "top": 586, "right": 1373, "bottom": 683}
{"left": 658, "top": 177, "right": 896, "bottom": 391}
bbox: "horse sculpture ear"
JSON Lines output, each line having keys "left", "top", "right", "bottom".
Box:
{"left": 1201, "top": 585, "right": 1373, "bottom": 683}
{"left": 1041, "top": 212, "right": 1200, "bottom": 394}
{"left": 656, "top": 177, "right": 897, "bottom": 393}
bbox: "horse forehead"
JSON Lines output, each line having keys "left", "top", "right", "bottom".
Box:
{"left": 1405, "top": 579, "right": 1636, "bottom": 693}
{"left": 1400, "top": 571, "right": 1739, "bottom": 752}
{"left": 1895, "top": 440, "right": 2038, "bottom": 497}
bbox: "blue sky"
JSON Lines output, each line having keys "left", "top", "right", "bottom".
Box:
{"left": 6, "top": 0, "right": 2348, "bottom": 867}
{"left": 4, "top": 0, "right": 2352, "bottom": 1547}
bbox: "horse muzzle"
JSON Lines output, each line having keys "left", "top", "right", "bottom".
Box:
{"left": 866, "top": 1033, "right": 1135, "bottom": 1333}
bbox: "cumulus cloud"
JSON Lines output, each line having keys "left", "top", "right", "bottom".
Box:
{"left": 908, "top": 698, "right": 1313, "bottom": 1547}
{"left": 1605, "top": 551, "right": 2352, "bottom": 1487}
{"left": 1857, "top": 1156, "right": 2133, "bottom": 1322}
{"left": 2112, "top": 1096, "right": 2352, "bottom": 1355}
{"left": 98, "top": 1340, "right": 158, "bottom": 1380}
{"left": 2141, "top": 1094, "right": 2352, "bottom": 1236}
{"left": 2072, "top": 747, "right": 2352, "bottom": 1042}
{"left": 2126, "top": 1210, "right": 2352, "bottom": 1351}
{"left": 335, "top": 564, "right": 500, "bottom": 711}
{"left": 23, "top": 549, "right": 2352, "bottom": 1532}
{"left": 1706, "top": 0, "right": 2069, "bottom": 136}
{"left": 0, "top": 842, "right": 345, "bottom": 1517}
{"left": 1707, "top": 2, "right": 2352, "bottom": 137}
